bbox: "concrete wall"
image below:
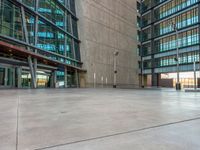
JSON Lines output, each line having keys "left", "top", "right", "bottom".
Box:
{"left": 76, "top": 0, "right": 139, "bottom": 88}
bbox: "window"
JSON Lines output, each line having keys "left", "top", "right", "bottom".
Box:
{"left": 154, "top": 7, "right": 198, "bottom": 36}
{"left": 0, "top": 0, "right": 24, "bottom": 41}
{"left": 25, "top": 12, "right": 35, "bottom": 45}
{"left": 72, "top": 17, "right": 78, "bottom": 38}
{"left": 22, "top": 0, "right": 35, "bottom": 10}
{"left": 154, "top": 28, "right": 199, "bottom": 53}
{"left": 154, "top": 0, "right": 198, "bottom": 20}
{"left": 37, "top": 19, "right": 65, "bottom": 56}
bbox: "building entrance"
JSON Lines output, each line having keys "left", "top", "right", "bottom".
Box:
{"left": 0, "top": 65, "right": 15, "bottom": 88}
{"left": 161, "top": 72, "right": 200, "bottom": 88}
{"left": 21, "top": 70, "right": 51, "bottom": 88}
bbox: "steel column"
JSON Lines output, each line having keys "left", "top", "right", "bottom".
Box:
{"left": 28, "top": 56, "right": 37, "bottom": 88}
{"left": 198, "top": 3, "right": 200, "bottom": 84}
{"left": 64, "top": 67, "right": 68, "bottom": 88}
{"left": 53, "top": 71, "right": 57, "bottom": 88}
{"left": 17, "top": 67, "right": 22, "bottom": 88}
{"left": 34, "top": 14, "right": 39, "bottom": 81}
{"left": 75, "top": 69, "right": 79, "bottom": 88}
{"left": 21, "top": 6, "right": 37, "bottom": 88}
{"left": 4, "top": 68, "right": 7, "bottom": 86}
{"left": 194, "top": 61, "right": 197, "bottom": 90}
{"left": 69, "top": 13, "right": 76, "bottom": 59}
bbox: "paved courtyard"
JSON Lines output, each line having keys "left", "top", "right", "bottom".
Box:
{"left": 1, "top": 88, "right": 200, "bottom": 150}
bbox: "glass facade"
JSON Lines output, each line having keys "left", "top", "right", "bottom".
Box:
{"left": 0, "top": 0, "right": 81, "bottom": 88}
{"left": 154, "top": 28, "right": 199, "bottom": 53}
{"left": 138, "top": 0, "right": 200, "bottom": 86}
{"left": 0, "top": 0, "right": 80, "bottom": 61}
{"left": 0, "top": 0, "right": 24, "bottom": 41}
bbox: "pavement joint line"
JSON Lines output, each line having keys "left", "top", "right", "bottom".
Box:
{"left": 35, "top": 116, "right": 200, "bottom": 150}
{"left": 16, "top": 95, "right": 20, "bottom": 150}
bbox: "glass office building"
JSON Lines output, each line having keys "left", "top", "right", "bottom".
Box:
{"left": 138, "top": 0, "right": 200, "bottom": 88}
{"left": 0, "top": 0, "right": 83, "bottom": 88}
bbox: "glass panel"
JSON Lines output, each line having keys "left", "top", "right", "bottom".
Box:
{"left": 25, "top": 12, "right": 35, "bottom": 45}
{"left": 66, "top": 36, "right": 74, "bottom": 58}
{"left": 37, "top": 19, "right": 66, "bottom": 58}
{"left": 0, "top": 0, "right": 24, "bottom": 41}
{"left": 7, "top": 68, "right": 14, "bottom": 86}
{"left": 21, "top": 71, "right": 31, "bottom": 88}
{"left": 70, "top": 0, "right": 76, "bottom": 14}
{"left": 66, "top": 12, "right": 71, "bottom": 33}
{"left": 72, "top": 17, "right": 78, "bottom": 38}
{"left": 22, "top": 0, "right": 35, "bottom": 10}
{"left": 0, "top": 67, "right": 5, "bottom": 86}
{"left": 74, "top": 40, "right": 80, "bottom": 61}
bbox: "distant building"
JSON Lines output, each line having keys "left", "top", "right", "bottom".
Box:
{"left": 77, "top": 0, "right": 139, "bottom": 88}
{"left": 138, "top": 0, "right": 200, "bottom": 88}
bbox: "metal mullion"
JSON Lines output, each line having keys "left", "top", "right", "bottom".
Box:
{"left": 64, "top": 9, "right": 68, "bottom": 59}
{"left": 150, "top": 6, "right": 157, "bottom": 86}
{"left": 198, "top": 3, "right": 200, "bottom": 77}
{"left": 35, "top": 0, "right": 39, "bottom": 12}
{"left": 0, "top": 0, "right": 4, "bottom": 34}
{"left": 34, "top": 14, "right": 39, "bottom": 79}
{"left": 34, "top": 16, "right": 39, "bottom": 46}
{"left": 21, "top": 6, "right": 37, "bottom": 88}
{"left": 64, "top": 66, "right": 68, "bottom": 88}
{"left": 69, "top": 13, "right": 76, "bottom": 59}
{"left": 4, "top": 67, "right": 8, "bottom": 86}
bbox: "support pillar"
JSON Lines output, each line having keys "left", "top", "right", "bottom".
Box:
{"left": 12, "top": 67, "right": 15, "bottom": 87}
{"left": 50, "top": 72, "right": 54, "bottom": 88}
{"left": 28, "top": 56, "right": 37, "bottom": 88}
{"left": 152, "top": 73, "right": 159, "bottom": 87}
{"left": 17, "top": 67, "right": 22, "bottom": 88}
{"left": 64, "top": 67, "right": 68, "bottom": 88}
{"left": 4, "top": 68, "right": 8, "bottom": 86}
{"left": 53, "top": 71, "right": 57, "bottom": 88}
{"left": 75, "top": 70, "right": 79, "bottom": 88}
{"left": 8, "top": 68, "right": 13, "bottom": 86}
{"left": 34, "top": 58, "right": 37, "bottom": 85}
{"left": 21, "top": 6, "right": 36, "bottom": 88}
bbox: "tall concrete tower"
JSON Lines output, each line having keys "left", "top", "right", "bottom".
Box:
{"left": 76, "top": 0, "right": 139, "bottom": 88}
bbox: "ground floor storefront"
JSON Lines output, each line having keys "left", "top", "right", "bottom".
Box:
{"left": 0, "top": 63, "right": 79, "bottom": 89}
{"left": 0, "top": 40, "right": 84, "bottom": 89}
{"left": 142, "top": 72, "right": 200, "bottom": 88}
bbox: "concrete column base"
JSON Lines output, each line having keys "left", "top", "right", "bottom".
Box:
{"left": 176, "top": 83, "right": 181, "bottom": 90}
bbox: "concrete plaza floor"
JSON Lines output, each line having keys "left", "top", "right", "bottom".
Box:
{"left": 0, "top": 88, "right": 200, "bottom": 150}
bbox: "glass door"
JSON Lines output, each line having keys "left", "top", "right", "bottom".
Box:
{"left": 0, "top": 67, "right": 5, "bottom": 86}
{"left": 37, "top": 72, "right": 50, "bottom": 88}
{"left": 21, "top": 71, "right": 31, "bottom": 88}
{"left": 0, "top": 66, "right": 15, "bottom": 88}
